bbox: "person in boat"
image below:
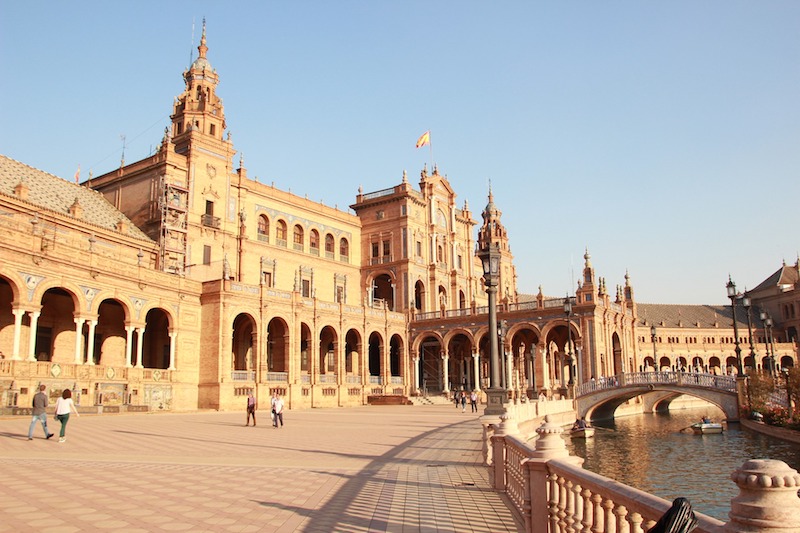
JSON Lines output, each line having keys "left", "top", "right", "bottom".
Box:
{"left": 701, "top": 415, "right": 711, "bottom": 424}
{"left": 572, "top": 417, "right": 589, "bottom": 430}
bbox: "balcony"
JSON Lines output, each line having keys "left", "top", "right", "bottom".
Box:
{"left": 201, "top": 214, "right": 221, "bottom": 229}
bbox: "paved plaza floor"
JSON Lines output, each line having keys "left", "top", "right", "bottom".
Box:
{"left": 0, "top": 405, "right": 523, "bottom": 532}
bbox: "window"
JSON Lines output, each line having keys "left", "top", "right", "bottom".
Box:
{"left": 339, "top": 238, "right": 349, "bottom": 262}
{"left": 416, "top": 241, "right": 422, "bottom": 257}
{"left": 301, "top": 279, "right": 311, "bottom": 298}
{"left": 276, "top": 220, "right": 287, "bottom": 246}
{"left": 262, "top": 271, "right": 272, "bottom": 287}
{"left": 310, "top": 229, "right": 320, "bottom": 254}
{"left": 293, "top": 225, "right": 304, "bottom": 251}
{"left": 203, "top": 245, "right": 211, "bottom": 265}
{"left": 325, "top": 234, "right": 334, "bottom": 258}
{"left": 202, "top": 200, "right": 220, "bottom": 228}
{"left": 372, "top": 243, "right": 379, "bottom": 258}
{"left": 457, "top": 255, "right": 463, "bottom": 270}
{"left": 257, "top": 215, "right": 269, "bottom": 242}
{"left": 209, "top": 124, "right": 216, "bottom": 136}
{"left": 382, "top": 240, "right": 390, "bottom": 258}
{"left": 401, "top": 205, "right": 407, "bottom": 216}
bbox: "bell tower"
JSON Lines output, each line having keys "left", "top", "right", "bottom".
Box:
{"left": 477, "top": 186, "right": 517, "bottom": 303}
{"left": 171, "top": 19, "right": 228, "bottom": 156}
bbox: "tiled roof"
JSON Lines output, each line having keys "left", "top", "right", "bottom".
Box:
{"left": 636, "top": 303, "right": 754, "bottom": 329}
{"left": 750, "top": 262, "right": 799, "bottom": 293}
{"left": 0, "top": 154, "right": 152, "bottom": 241}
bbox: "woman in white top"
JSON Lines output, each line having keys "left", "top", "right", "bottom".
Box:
{"left": 54, "top": 389, "right": 80, "bottom": 443}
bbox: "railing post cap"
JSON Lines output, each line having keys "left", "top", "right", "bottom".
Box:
{"left": 530, "top": 415, "right": 573, "bottom": 460}
{"left": 732, "top": 459, "right": 800, "bottom": 489}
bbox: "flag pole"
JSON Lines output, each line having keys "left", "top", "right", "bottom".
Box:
{"left": 428, "top": 130, "right": 433, "bottom": 172}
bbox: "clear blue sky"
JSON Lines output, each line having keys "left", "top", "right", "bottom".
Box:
{"left": 2, "top": 1, "right": 798, "bottom": 305}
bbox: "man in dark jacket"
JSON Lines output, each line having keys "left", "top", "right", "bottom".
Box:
{"left": 27, "top": 384, "right": 54, "bottom": 440}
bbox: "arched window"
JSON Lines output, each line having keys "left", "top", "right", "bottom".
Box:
{"left": 293, "top": 225, "right": 304, "bottom": 251}
{"left": 276, "top": 220, "right": 287, "bottom": 246}
{"left": 325, "top": 234, "right": 334, "bottom": 258}
{"left": 257, "top": 215, "right": 269, "bottom": 242}
{"left": 310, "top": 229, "right": 320, "bottom": 255}
{"left": 339, "top": 238, "right": 349, "bottom": 262}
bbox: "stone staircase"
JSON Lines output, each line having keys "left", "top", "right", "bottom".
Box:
{"left": 409, "top": 394, "right": 455, "bottom": 406}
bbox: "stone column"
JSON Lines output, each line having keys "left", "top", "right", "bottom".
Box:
{"left": 168, "top": 330, "right": 177, "bottom": 371}
{"left": 85, "top": 320, "right": 97, "bottom": 365}
{"left": 526, "top": 346, "right": 535, "bottom": 394}
{"left": 124, "top": 326, "right": 134, "bottom": 368}
{"left": 27, "top": 311, "right": 41, "bottom": 361}
{"left": 472, "top": 349, "right": 480, "bottom": 391}
{"left": 442, "top": 352, "right": 450, "bottom": 393}
{"left": 135, "top": 327, "right": 144, "bottom": 368}
{"left": 505, "top": 345, "right": 513, "bottom": 395}
{"left": 413, "top": 356, "right": 420, "bottom": 394}
{"left": 11, "top": 308, "right": 25, "bottom": 360}
{"left": 73, "top": 318, "right": 85, "bottom": 364}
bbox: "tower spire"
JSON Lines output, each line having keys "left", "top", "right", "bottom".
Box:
{"left": 198, "top": 18, "right": 208, "bottom": 60}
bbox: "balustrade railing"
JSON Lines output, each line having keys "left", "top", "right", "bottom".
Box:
{"left": 492, "top": 415, "right": 800, "bottom": 533}
{"left": 576, "top": 371, "right": 737, "bottom": 397}
{"left": 318, "top": 374, "right": 337, "bottom": 384}
{"left": 369, "top": 376, "right": 383, "bottom": 385}
{"left": 231, "top": 371, "right": 255, "bottom": 382}
{"left": 266, "top": 372, "right": 288, "bottom": 382}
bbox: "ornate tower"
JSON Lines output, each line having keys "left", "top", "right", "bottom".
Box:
{"left": 171, "top": 20, "right": 228, "bottom": 154}
{"left": 477, "top": 186, "right": 517, "bottom": 303}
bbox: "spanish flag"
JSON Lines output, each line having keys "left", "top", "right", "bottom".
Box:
{"left": 415, "top": 131, "right": 430, "bottom": 149}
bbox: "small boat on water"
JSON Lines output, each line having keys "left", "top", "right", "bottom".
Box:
{"left": 691, "top": 422, "right": 723, "bottom": 435}
{"left": 571, "top": 427, "right": 595, "bottom": 439}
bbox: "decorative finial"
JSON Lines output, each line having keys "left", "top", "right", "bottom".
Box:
{"left": 402, "top": 169, "right": 407, "bottom": 183}
{"left": 198, "top": 18, "right": 208, "bottom": 59}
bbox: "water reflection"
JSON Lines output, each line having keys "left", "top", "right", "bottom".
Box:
{"left": 565, "top": 408, "right": 800, "bottom": 521}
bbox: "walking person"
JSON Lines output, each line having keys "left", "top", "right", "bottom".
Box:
{"left": 27, "top": 384, "right": 54, "bottom": 441}
{"left": 272, "top": 394, "right": 284, "bottom": 428}
{"left": 470, "top": 390, "right": 478, "bottom": 413}
{"left": 245, "top": 391, "right": 256, "bottom": 426}
{"left": 54, "top": 389, "right": 80, "bottom": 443}
{"left": 460, "top": 391, "right": 467, "bottom": 412}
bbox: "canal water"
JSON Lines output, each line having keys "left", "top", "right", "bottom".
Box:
{"left": 565, "top": 408, "right": 800, "bottom": 521}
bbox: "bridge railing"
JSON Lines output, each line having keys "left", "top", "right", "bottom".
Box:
{"left": 492, "top": 415, "right": 800, "bottom": 533}
{"left": 576, "top": 371, "right": 737, "bottom": 397}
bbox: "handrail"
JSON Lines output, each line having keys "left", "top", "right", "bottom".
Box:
{"left": 575, "top": 371, "right": 737, "bottom": 397}
{"left": 492, "top": 415, "right": 800, "bottom": 533}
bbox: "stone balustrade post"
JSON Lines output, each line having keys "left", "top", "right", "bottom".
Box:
{"left": 524, "top": 415, "right": 583, "bottom": 533}
{"left": 490, "top": 407, "right": 521, "bottom": 491}
{"left": 723, "top": 459, "right": 800, "bottom": 532}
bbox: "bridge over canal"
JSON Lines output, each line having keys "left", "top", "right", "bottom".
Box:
{"left": 575, "top": 371, "right": 742, "bottom": 421}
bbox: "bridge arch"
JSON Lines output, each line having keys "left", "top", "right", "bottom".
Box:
{"left": 576, "top": 371, "right": 741, "bottom": 422}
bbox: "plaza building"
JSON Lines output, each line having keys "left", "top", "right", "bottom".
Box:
{"left": 1, "top": 25, "right": 796, "bottom": 414}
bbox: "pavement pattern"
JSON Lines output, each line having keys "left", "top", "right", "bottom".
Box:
{"left": 0, "top": 405, "right": 524, "bottom": 533}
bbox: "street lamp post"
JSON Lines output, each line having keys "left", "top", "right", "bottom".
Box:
{"left": 650, "top": 325, "right": 657, "bottom": 370}
{"left": 782, "top": 368, "right": 792, "bottom": 418}
{"left": 726, "top": 276, "right": 743, "bottom": 376}
{"left": 477, "top": 241, "right": 505, "bottom": 415}
{"left": 564, "top": 295, "right": 575, "bottom": 386}
{"left": 742, "top": 295, "right": 756, "bottom": 369}
{"left": 760, "top": 309, "right": 774, "bottom": 375}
